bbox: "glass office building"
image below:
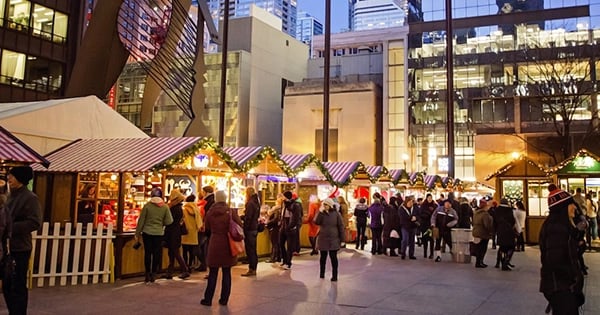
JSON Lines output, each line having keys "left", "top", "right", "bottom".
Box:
{"left": 296, "top": 11, "right": 322, "bottom": 57}
{"left": 406, "top": 0, "right": 600, "bottom": 179}
{"left": 0, "top": 0, "right": 81, "bottom": 102}
{"left": 350, "top": 0, "right": 406, "bottom": 31}
{"left": 207, "top": 0, "right": 297, "bottom": 36}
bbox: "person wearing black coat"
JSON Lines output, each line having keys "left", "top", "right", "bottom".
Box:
{"left": 164, "top": 189, "right": 190, "bottom": 279}
{"left": 457, "top": 198, "right": 473, "bottom": 228}
{"left": 540, "top": 188, "right": 585, "bottom": 314}
{"left": 399, "top": 196, "right": 419, "bottom": 259}
{"left": 382, "top": 196, "right": 401, "bottom": 256}
{"left": 419, "top": 194, "right": 437, "bottom": 259}
{"left": 494, "top": 199, "right": 516, "bottom": 271}
{"left": 353, "top": 198, "right": 369, "bottom": 250}
{"left": 241, "top": 187, "right": 260, "bottom": 277}
{"left": 280, "top": 191, "right": 301, "bottom": 270}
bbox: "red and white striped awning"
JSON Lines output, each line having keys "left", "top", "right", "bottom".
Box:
{"left": 0, "top": 125, "right": 49, "bottom": 167}
{"left": 280, "top": 154, "right": 314, "bottom": 173}
{"left": 222, "top": 146, "right": 265, "bottom": 167}
{"left": 322, "top": 161, "right": 362, "bottom": 186}
{"left": 34, "top": 137, "right": 205, "bottom": 173}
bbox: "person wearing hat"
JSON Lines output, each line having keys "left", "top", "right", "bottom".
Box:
{"left": 472, "top": 199, "right": 494, "bottom": 268}
{"left": 163, "top": 188, "right": 190, "bottom": 279}
{"left": 135, "top": 187, "right": 173, "bottom": 283}
{"left": 314, "top": 198, "right": 345, "bottom": 281}
{"left": 539, "top": 187, "right": 585, "bottom": 314}
{"left": 279, "top": 191, "right": 301, "bottom": 270}
{"left": 3, "top": 166, "right": 42, "bottom": 314}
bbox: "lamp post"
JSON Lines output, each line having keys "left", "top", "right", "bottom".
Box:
{"left": 402, "top": 153, "right": 409, "bottom": 170}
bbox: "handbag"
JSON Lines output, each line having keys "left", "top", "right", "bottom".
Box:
{"left": 229, "top": 211, "right": 244, "bottom": 241}
{"left": 180, "top": 219, "right": 188, "bottom": 235}
{"left": 228, "top": 233, "right": 245, "bottom": 257}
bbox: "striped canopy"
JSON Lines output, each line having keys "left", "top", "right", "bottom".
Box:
{"left": 0, "top": 125, "right": 49, "bottom": 167}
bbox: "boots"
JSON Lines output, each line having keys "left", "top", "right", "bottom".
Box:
{"left": 309, "top": 237, "right": 318, "bottom": 255}
{"left": 434, "top": 250, "right": 441, "bottom": 262}
{"left": 495, "top": 251, "right": 502, "bottom": 268}
{"left": 241, "top": 269, "right": 256, "bottom": 277}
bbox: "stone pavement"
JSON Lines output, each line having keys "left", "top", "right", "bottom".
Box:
{"left": 0, "top": 246, "right": 598, "bottom": 315}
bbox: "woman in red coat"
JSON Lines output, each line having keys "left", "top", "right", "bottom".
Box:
{"left": 306, "top": 196, "right": 321, "bottom": 255}
{"left": 201, "top": 190, "right": 242, "bottom": 307}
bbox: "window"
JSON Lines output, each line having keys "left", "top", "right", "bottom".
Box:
{"left": 31, "top": 4, "right": 54, "bottom": 40}
{"left": 315, "top": 129, "right": 338, "bottom": 161}
{"left": 53, "top": 11, "right": 68, "bottom": 43}
{"left": 0, "top": 0, "right": 5, "bottom": 26}
{"left": 7, "top": 0, "right": 30, "bottom": 31}
{"left": 24, "top": 56, "right": 63, "bottom": 92}
{"left": 1, "top": 50, "right": 26, "bottom": 84}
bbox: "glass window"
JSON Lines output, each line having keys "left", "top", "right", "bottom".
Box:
{"left": 0, "top": 50, "right": 26, "bottom": 84}
{"left": 24, "top": 56, "right": 63, "bottom": 92}
{"left": 7, "top": 0, "right": 30, "bottom": 31}
{"left": 53, "top": 11, "right": 68, "bottom": 43}
{"left": 0, "top": 0, "right": 5, "bottom": 26}
{"left": 31, "top": 4, "right": 53, "bottom": 40}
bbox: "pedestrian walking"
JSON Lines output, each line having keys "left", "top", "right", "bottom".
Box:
{"left": 472, "top": 199, "right": 494, "bottom": 268}
{"left": 314, "top": 198, "right": 345, "bottom": 281}
{"left": 353, "top": 198, "right": 369, "bottom": 250}
{"left": 279, "top": 191, "right": 301, "bottom": 270}
{"left": 399, "top": 196, "right": 418, "bottom": 260}
{"left": 241, "top": 187, "right": 260, "bottom": 277}
{"left": 431, "top": 200, "right": 458, "bottom": 262}
{"left": 367, "top": 198, "right": 385, "bottom": 255}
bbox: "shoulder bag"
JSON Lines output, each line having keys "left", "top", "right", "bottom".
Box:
{"left": 228, "top": 210, "right": 245, "bottom": 256}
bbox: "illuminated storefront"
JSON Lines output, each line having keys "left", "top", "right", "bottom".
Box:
{"left": 549, "top": 149, "right": 600, "bottom": 198}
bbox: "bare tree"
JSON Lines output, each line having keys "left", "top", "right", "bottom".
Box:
{"left": 519, "top": 43, "right": 599, "bottom": 161}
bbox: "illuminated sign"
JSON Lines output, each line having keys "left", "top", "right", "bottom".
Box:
{"left": 573, "top": 156, "right": 595, "bottom": 169}
{"left": 193, "top": 154, "right": 209, "bottom": 168}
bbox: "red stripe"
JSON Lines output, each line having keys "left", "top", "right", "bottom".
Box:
{"left": 0, "top": 128, "right": 46, "bottom": 164}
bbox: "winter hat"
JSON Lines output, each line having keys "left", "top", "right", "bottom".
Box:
{"left": 322, "top": 198, "right": 335, "bottom": 208}
{"left": 9, "top": 166, "right": 34, "bottom": 185}
{"left": 547, "top": 188, "right": 575, "bottom": 212}
{"left": 283, "top": 191, "right": 293, "bottom": 200}
{"left": 168, "top": 188, "right": 185, "bottom": 206}
{"left": 215, "top": 190, "right": 227, "bottom": 203}
{"left": 358, "top": 197, "right": 366, "bottom": 204}
{"left": 151, "top": 187, "right": 163, "bottom": 197}
{"left": 202, "top": 186, "right": 214, "bottom": 194}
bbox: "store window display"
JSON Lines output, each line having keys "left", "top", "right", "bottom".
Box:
{"left": 7, "top": 0, "right": 30, "bottom": 31}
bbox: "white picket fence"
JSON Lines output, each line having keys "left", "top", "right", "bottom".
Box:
{"left": 30, "top": 222, "right": 115, "bottom": 288}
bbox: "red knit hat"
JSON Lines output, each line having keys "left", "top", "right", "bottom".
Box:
{"left": 547, "top": 188, "right": 574, "bottom": 212}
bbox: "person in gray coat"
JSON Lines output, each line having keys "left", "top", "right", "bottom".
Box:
{"left": 314, "top": 198, "right": 345, "bottom": 281}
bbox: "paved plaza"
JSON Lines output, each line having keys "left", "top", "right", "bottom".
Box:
{"left": 0, "top": 246, "right": 598, "bottom": 315}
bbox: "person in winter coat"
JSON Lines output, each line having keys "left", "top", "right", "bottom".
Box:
{"left": 494, "top": 198, "right": 517, "bottom": 271}
{"left": 198, "top": 186, "right": 215, "bottom": 272}
{"left": 382, "top": 196, "right": 401, "bottom": 256}
{"left": 201, "top": 191, "right": 243, "bottom": 307}
{"left": 539, "top": 188, "right": 585, "bottom": 315}
{"left": 399, "top": 196, "right": 419, "bottom": 259}
{"left": 241, "top": 187, "right": 260, "bottom": 277}
{"left": 419, "top": 193, "right": 437, "bottom": 259}
{"left": 457, "top": 197, "right": 473, "bottom": 228}
{"left": 314, "top": 198, "right": 345, "bottom": 281}
{"left": 181, "top": 194, "right": 203, "bottom": 273}
{"left": 353, "top": 198, "right": 369, "bottom": 250}
{"left": 368, "top": 198, "right": 385, "bottom": 255}
{"left": 431, "top": 200, "right": 458, "bottom": 262}
{"left": 266, "top": 195, "right": 283, "bottom": 263}
{"left": 306, "top": 196, "right": 321, "bottom": 255}
{"left": 280, "top": 191, "right": 302, "bottom": 270}
{"left": 164, "top": 189, "right": 190, "bottom": 279}
{"left": 3, "top": 166, "right": 42, "bottom": 314}
{"left": 136, "top": 187, "right": 173, "bottom": 283}
{"left": 472, "top": 199, "right": 494, "bottom": 268}
{"left": 514, "top": 200, "right": 527, "bottom": 252}
{"left": 337, "top": 196, "right": 349, "bottom": 244}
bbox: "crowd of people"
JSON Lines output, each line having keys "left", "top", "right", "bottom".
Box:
{"left": 0, "top": 168, "right": 591, "bottom": 314}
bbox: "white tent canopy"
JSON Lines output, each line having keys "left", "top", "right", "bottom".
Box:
{"left": 0, "top": 95, "right": 148, "bottom": 155}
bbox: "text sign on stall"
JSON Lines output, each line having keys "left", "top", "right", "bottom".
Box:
{"left": 558, "top": 156, "right": 600, "bottom": 174}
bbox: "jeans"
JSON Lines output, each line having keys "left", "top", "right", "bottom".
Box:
{"left": 476, "top": 239, "right": 489, "bottom": 265}
{"left": 142, "top": 234, "right": 163, "bottom": 275}
{"left": 589, "top": 217, "right": 598, "bottom": 239}
{"left": 356, "top": 223, "right": 367, "bottom": 249}
{"left": 280, "top": 230, "right": 298, "bottom": 266}
{"left": 3, "top": 250, "right": 31, "bottom": 315}
{"left": 244, "top": 230, "right": 258, "bottom": 270}
{"left": 401, "top": 227, "right": 416, "bottom": 257}
{"left": 319, "top": 250, "right": 339, "bottom": 279}
{"left": 203, "top": 267, "right": 232, "bottom": 303}
{"left": 370, "top": 227, "right": 383, "bottom": 254}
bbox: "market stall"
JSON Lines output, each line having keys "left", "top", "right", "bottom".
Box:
{"left": 32, "top": 137, "right": 235, "bottom": 277}
{"left": 0, "top": 125, "right": 50, "bottom": 169}
{"left": 485, "top": 155, "right": 550, "bottom": 244}
{"left": 547, "top": 149, "right": 600, "bottom": 196}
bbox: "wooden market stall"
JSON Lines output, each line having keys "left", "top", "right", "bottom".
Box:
{"left": 547, "top": 148, "right": 600, "bottom": 196}
{"left": 32, "top": 137, "right": 238, "bottom": 278}
{"left": 221, "top": 146, "right": 295, "bottom": 257}
{"left": 0, "top": 125, "right": 50, "bottom": 169}
{"left": 485, "top": 155, "right": 551, "bottom": 244}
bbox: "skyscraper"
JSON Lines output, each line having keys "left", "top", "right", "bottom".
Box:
{"left": 350, "top": 0, "right": 406, "bottom": 31}
{"left": 296, "top": 11, "right": 323, "bottom": 57}
{"left": 207, "top": 0, "right": 297, "bottom": 36}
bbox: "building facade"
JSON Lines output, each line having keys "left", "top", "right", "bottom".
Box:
{"left": 350, "top": 0, "right": 406, "bottom": 31}
{"left": 406, "top": 0, "right": 600, "bottom": 184}
{"left": 0, "top": 0, "right": 83, "bottom": 102}
{"left": 296, "top": 11, "right": 322, "bottom": 57}
{"left": 294, "top": 26, "right": 408, "bottom": 168}
{"left": 207, "top": 0, "right": 297, "bottom": 36}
